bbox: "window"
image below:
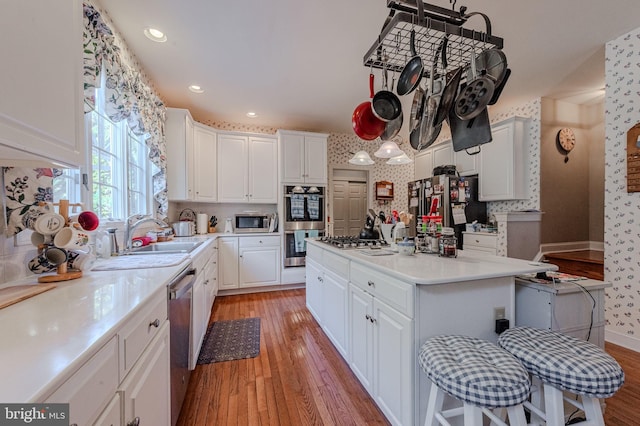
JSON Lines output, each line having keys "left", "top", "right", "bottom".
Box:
{"left": 86, "top": 84, "right": 152, "bottom": 220}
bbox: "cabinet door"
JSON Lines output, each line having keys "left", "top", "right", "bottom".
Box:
{"left": 281, "top": 132, "right": 305, "bottom": 183}
{"left": 348, "top": 284, "right": 374, "bottom": 393}
{"left": 454, "top": 145, "right": 479, "bottom": 176}
{"left": 217, "top": 134, "right": 248, "bottom": 202}
{"left": 432, "top": 142, "right": 453, "bottom": 168}
{"left": 93, "top": 393, "right": 121, "bottom": 426}
{"left": 121, "top": 323, "right": 171, "bottom": 426}
{"left": 193, "top": 125, "right": 217, "bottom": 202}
{"left": 239, "top": 247, "right": 280, "bottom": 287}
{"left": 304, "top": 135, "right": 328, "bottom": 184}
{"left": 414, "top": 150, "right": 433, "bottom": 180}
{"left": 305, "top": 260, "right": 323, "bottom": 322}
{"left": 190, "top": 275, "right": 206, "bottom": 369}
{"left": 248, "top": 137, "right": 278, "bottom": 203}
{"left": 322, "top": 270, "right": 348, "bottom": 357}
{"left": 0, "top": 0, "right": 84, "bottom": 167}
{"left": 372, "top": 299, "right": 413, "bottom": 426}
{"left": 218, "top": 238, "right": 239, "bottom": 290}
{"left": 479, "top": 123, "right": 514, "bottom": 201}
{"left": 166, "top": 109, "right": 194, "bottom": 201}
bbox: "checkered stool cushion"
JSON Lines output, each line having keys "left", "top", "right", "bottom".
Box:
{"left": 418, "top": 335, "right": 531, "bottom": 408}
{"left": 498, "top": 327, "right": 624, "bottom": 398}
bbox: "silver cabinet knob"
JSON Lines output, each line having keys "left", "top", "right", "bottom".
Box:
{"left": 127, "top": 417, "right": 140, "bottom": 426}
{"left": 367, "top": 280, "right": 375, "bottom": 287}
{"left": 149, "top": 319, "right": 160, "bottom": 328}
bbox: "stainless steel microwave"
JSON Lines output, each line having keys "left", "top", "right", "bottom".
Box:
{"left": 234, "top": 214, "right": 270, "bottom": 233}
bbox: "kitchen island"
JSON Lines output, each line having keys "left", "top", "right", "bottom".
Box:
{"left": 305, "top": 239, "right": 557, "bottom": 426}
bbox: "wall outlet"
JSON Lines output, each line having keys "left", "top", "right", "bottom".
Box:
{"left": 494, "top": 306, "right": 506, "bottom": 320}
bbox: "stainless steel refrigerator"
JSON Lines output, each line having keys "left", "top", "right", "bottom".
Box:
{"left": 408, "top": 174, "right": 487, "bottom": 248}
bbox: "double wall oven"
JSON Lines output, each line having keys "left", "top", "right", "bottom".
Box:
{"left": 283, "top": 185, "right": 325, "bottom": 267}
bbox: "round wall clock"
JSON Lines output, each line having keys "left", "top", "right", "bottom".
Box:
{"left": 556, "top": 127, "right": 576, "bottom": 162}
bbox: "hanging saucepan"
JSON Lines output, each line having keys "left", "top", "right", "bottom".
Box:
{"left": 352, "top": 74, "right": 386, "bottom": 140}
{"left": 380, "top": 72, "right": 404, "bottom": 140}
{"left": 372, "top": 66, "right": 402, "bottom": 122}
{"left": 396, "top": 29, "right": 424, "bottom": 96}
{"left": 409, "top": 85, "right": 426, "bottom": 133}
{"left": 432, "top": 36, "right": 463, "bottom": 127}
{"left": 454, "top": 44, "right": 496, "bottom": 121}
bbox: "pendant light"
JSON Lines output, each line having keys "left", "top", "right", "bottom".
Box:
{"left": 386, "top": 152, "right": 413, "bottom": 165}
{"left": 348, "top": 150, "right": 374, "bottom": 165}
{"left": 374, "top": 141, "right": 403, "bottom": 158}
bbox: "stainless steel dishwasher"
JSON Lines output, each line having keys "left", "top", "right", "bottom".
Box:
{"left": 168, "top": 264, "right": 196, "bottom": 426}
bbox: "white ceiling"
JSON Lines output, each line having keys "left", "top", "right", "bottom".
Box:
{"left": 100, "top": 0, "right": 640, "bottom": 137}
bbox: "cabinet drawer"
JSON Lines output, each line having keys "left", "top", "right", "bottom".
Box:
{"left": 118, "top": 289, "right": 167, "bottom": 381}
{"left": 306, "top": 243, "right": 322, "bottom": 261}
{"left": 323, "top": 250, "right": 349, "bottom": 278}
{"left": 463, "top": 233, "right": 497, "bottom": 249}
{"left": 46, "top": 336, "right": 118, "bottom": 426}
{"left": 238, "top": 235, "right": 280, "bottom": 248}
{"left": 350, "top": 262, "right": 414, "bottom": 317}
{"left": 464, "top": 247, "right": 497, "bottom": 256}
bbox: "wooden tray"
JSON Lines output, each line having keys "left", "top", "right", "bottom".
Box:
{"left": 0, "top": 284, "right": 56, "bottom": 309}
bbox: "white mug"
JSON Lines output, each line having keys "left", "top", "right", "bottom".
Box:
{"left": 53, "top": 224, "right": 90, "bottom": 250}
{"left": 67, "top": 247, "right": 97, "bottom": 272}
{"left": 34, "top": 212, "right": 66, "bottom": 236}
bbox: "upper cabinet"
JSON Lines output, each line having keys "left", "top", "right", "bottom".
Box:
{"left": 278, "top": 130, "right": 328, "bottom": 184}
{"left": 193, "top": 124, "right": 217, "bottom": 202}
{"left": 166, "top": 108, "right": 195, "bottom": 201}
{"left": 0, "top": 0, "right": 84, "bottom": 167}
{"left": 414, "top": 140, "right": 453, "bottom": 181}
{"left": 478, "top": 117, "right": 530, "bottom": 201}
{"left": 217, "top": 133, "right": 278, "bottom": 203}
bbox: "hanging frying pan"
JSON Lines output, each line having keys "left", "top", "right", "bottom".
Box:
{"left": 372, "top": 67, "right": 402, "bottom": 122}
{"left": 396, "top": 29, "right": 424, "bottom": 96}
{"left": 380, "top": 72, "right": 404, "bottom": 140}
{"left": 352, "top": 74, "right": 386, "bottom": 140}
{"left": 454, "top": 45, "right": 495, "bottom": 121}
{"left": 409, "top": 85, "right": 426, "bottom": 133}
{"left": 472, "top": 48, "right": 508, "bottom": 87}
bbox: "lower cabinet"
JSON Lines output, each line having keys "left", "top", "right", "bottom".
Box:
{"left": 305, "top": 259, "right": 323, "bottom": 321}
{"left": 219, "top": 236, "right": 281, "bottom": 290}
{"left": 120, "top": 322, "right": 171, "bottom": 426}
{"left": 348, "top": 284, "right": 412, "bottom": 426}
{"left": 191, "top": 273, "right": 206, "bottom": 369}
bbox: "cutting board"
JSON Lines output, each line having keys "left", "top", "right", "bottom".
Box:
{"left": 0, "top": 284, "right": 56, "bottom": 309}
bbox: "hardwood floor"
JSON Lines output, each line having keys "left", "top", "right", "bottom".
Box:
{"left": 604, "top": 342, "right": 640, "bottom": 425}
{"left": 177, "top": 289, "right": 389, "bottom": 426}
{"left": 177, "top": 289, "right": 640, "bottom": 426}
{"left": 544, "top": 250, "right": 604, "bottom": 280}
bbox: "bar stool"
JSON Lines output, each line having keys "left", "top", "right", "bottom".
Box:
{"left": 498, "top": 326, "right": 625, "bottom": 426}
{"left": 418, "top": 335, "right": 531, "bottom": 426}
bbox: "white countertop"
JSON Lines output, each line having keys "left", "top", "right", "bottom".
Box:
{"left": 307, "top": 239, "right": 557, "bottom": 285}
{"left": 0, "top": 236, "right": 221, "bottom": 403}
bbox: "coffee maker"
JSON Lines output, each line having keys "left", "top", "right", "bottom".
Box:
{"left": 358, "top": 209, "right": 380, "bottom": 240}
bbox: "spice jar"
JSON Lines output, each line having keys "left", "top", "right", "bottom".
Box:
{"left": 438, "top": 227, "right": 457, "bottom": 258}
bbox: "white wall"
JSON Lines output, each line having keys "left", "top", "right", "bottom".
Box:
{"left": 604, "top": 26, "right": 640, "bottom": 351}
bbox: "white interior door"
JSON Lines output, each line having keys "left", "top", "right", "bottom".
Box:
{"left": 332, "top": 179, "right": 367, "bottom": 236}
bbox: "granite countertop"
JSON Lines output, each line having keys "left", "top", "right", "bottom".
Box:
{"left": 307, "top": 239, "right": 557, "bottom": 285}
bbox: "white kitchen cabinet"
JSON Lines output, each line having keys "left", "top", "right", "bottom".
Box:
{"left": 166, "top": 108, "right": 195, "bottom": 201}
{"left": 321, "top": 270, "right": 348, "bottom": 357}
{"left": 347, "top": 283, "right": 412, "bottom": 426}
{"left": 305, "top": 259, "right": 323, "bottom": 321}
{"left": 191, "top": 273, "right": 206, "bottom": 369}
{"left": 478, "top": 116, "right": 529, "bottom": 201}
{"left": 120, "top": 322, "right": 171, "bottom": 426}
{"left": 0, "top": 0, "right": 84, "bottom": 167}
{"left": 93, "top": 393, "right": 121, "bottom": 426}
{"left": 454, "top": 144, "right": 479, "bottom": 176}
{"left": 218, "top": 237, "right": 239, "bottom": 290}
{"left": 239, "top": 236, "right": 281, "bottom": 288}
{"left": 193, "top": 123, "right": 218, "bottom": 202}
{"left": 432, "top": 142, "right": 453, "bottom": 169}
{"left": 204, "top": 243, "right": 219, "bottom": 315}
{"left": 462, "top": 231, "right": 498, "bottom": 255}
{"left": 414, "top": 150, "right": 433, "bottom": 180}
{"left": 278, "top": 130, "right": 328, "bottom": 184}
{"left": 217, "top": 133, "right": 278, "bottom": 203}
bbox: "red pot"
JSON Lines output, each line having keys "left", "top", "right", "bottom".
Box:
{"left": 352, "top": 74, "right": 385, "bottom": 140}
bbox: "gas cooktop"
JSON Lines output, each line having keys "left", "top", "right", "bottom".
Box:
{"left": 319, "top": 236, "right": 389, "bottom": 249}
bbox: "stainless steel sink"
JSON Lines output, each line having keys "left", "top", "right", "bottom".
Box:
{"left": 128, "top": 241, "right": 203, "bottom": 255}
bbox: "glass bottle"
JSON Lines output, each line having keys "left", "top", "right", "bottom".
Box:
{"left": 438, "top": 227, "right": 457, "bottom": 258}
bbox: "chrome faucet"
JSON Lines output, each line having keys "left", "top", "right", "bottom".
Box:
{"left": 123, "top": 214, "right": 169, "bottom": 253}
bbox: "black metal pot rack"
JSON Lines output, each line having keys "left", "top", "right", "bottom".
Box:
{"left": 364, "top": 1, "right": 504, "bottom": 80}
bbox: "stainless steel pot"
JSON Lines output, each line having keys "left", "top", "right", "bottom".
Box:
{"left": 172, "top": 221, "right": 194, "bottom": 237}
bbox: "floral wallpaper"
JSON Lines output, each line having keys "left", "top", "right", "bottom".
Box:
{"left": 604, "top": 27, "right": 640, "bottom": 349}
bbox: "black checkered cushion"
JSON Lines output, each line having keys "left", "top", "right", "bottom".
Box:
{"left": 418, "top": 335, "right": 531, "bottom": 408}
{"left": 498, "top": 327, "right": 624, "bottom": 398}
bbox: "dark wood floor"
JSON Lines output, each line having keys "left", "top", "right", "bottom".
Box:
{"left": 178, "top": 289, "right": 639, "bottom": 426}
{"left": 545, "top": 250, "right": 604, "bottom": 280}
{"left": 177, "top": 289, "right": 389, "bottom": 426}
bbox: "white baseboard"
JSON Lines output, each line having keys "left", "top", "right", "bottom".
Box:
{"left": 605, "top": 327, "right": 640, "bottom": 352}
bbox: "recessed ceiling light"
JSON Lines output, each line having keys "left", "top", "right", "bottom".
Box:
{"left": 246, "top": 112, "right": 258, "bottom": 118}
{"left": 144, "top": 27, "right": 167, "bottom": 43}
{"left": 188, "top": 85, "right": 204, "bottom": 94}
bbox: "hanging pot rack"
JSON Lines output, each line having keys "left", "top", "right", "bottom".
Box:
{"left": 363, "top": 1, "right": 504, "bottom": 80}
